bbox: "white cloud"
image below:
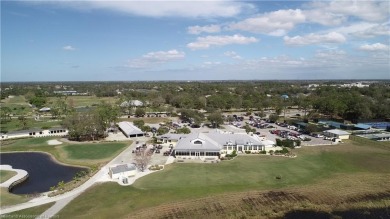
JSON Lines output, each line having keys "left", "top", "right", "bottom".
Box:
{"left": 315, "top": 49, "right": 346, "bottom": 58}
{"left": 62, "top": 45, "right": 75, "bottom": 51}
{"left": 228, "top": 9, "right": 306, "bottom": 36}
{"left": 304, "top": 1, "right": 389, "bottom": 24}
{"left": 224, "top": 51, "right": 242, "bottom": 59}
{"left": 127, "top": 49, "right": 185, "bottom": 68}
{"left": 326, "top": 1, "right": 389, "bottom": 22}
{"left": 28, "top": 0, "right": 250, "bottom": 18}
{"left": 359, "top": 43, "right": 389, "bottom": 51}
{"left": 328, "top": 22, "right": 390, "bottom": 38}
{"left": 187, "top": 34, "right": 258, "bottom": 50}
{"left": 303, "top": 9, "right": 346, "bottom": 26}
{"left": 187, "top": 24, "right": 221, "bottom": 35}
{"left": 284, "top": 32, "right": 346, "bottom": 46}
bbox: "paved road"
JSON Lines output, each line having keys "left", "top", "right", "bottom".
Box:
{"left": 0, "top": 140, "right": 137, "bottom": 217}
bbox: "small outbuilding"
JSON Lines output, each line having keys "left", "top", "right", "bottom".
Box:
{"left": 109, "top": 163, "right": 137, "bottom": 180}
{"left": 323, "top": 129, "right": 350, "bottom": 140}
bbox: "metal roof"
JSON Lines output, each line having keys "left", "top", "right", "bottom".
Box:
{"left": 324, "top": 129, "right": 350, "bottom": 136}
{"left": 355, "top": 123, "right": 371, "bottom": 130}
{"left": 110, "top": 164, "right": 136, "bottom": 174}
{"left": 175, "top": 132, "right": 264, "bottom": 152}
{"left": 118, "top": 122, "right": 143, "bottom": 136}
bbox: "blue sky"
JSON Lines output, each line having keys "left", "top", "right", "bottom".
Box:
{"left": 2, "top": 0, "right": 389, "bottom": 81}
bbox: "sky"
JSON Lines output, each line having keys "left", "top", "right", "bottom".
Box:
{"left": 1, "top": 0, "right": 390, "bottom": 81}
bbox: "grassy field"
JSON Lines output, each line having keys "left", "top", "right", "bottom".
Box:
{"left": 58, "top": 137, "right": 390, "bottom": 218}
{"left": 0, "top": 170, "right": 17, "bottom": 183}
{"left": 2, "top": 202, "right": 55, "bottom": 218}
{"left": 1, "top": 137, "right": 131, "bottom": 167}
{"left": 47, "top": 96, "right": 118, "bottom": 107}
{"left": 63, "top": 143, "right": 129, "bottom": 160}
{"left": 0, "top": 118, "right": 63, "bottom": 133}
{"left": 0, "top": 188, "right": 30, "bottom": 207}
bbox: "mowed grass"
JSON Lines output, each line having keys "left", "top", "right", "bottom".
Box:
{"left": 0, "top": 118, "right": 63, "bottom": 133}
{"left": 0, "top": 188, "right": 30, "bottom": 207}
{"left": 47, "top": 96, "right": 118, "bottom": 107}
{"left": 2, "top": 202, "right": 55, "bottom": 217}
{"left": 0, "top": 170, "right": 17, "bottom": 183}
{"left": 58, "top": 137, "right": 390, "bottom": 218}
{"left": 1, "top": 137, "right": 131, "bottom": 167}
{"left": 63, "top": 143, "right": 128, "bottom": 160}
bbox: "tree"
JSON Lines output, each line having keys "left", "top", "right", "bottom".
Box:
{"left": 141, "top": 125, "right": 151, "bottom": 132}
{"left": 157, "top": 126, "right": 169, "bottom": 135}
{"left": 208, "top": 112, "right": 224, "bottom": 128}
{"left": 1, "top": 106, "right": 12, "bottom": 123}
{"left": 133, "top": 119, "right": 145, "bottom": 128}
{"left": 18, "top": 114, "right": 29, "bottom": 129}
{"left": 268, "top": 114, "right": 279, "bottom": 123}
{"left": 134, "top": 149, "right": 152, "bottom": 172}
{"left": 305, "top": 124, "right": 319, "bottom": 134}
{"left": 176, "top": 127, "right": 191, "bottom": 134}
{"left": 135, "top": 108, "right": 145, "bottom": 117}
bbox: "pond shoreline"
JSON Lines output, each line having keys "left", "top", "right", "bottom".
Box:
{"left": 0, "top": 152, "right": 88, "bottom": 194}
{"left": 0, "top": 151, "right": 89, "bottom": 169}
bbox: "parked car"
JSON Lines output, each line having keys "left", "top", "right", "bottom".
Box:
{"left": 155, "top": 149, "right": 160, "bottom": 153}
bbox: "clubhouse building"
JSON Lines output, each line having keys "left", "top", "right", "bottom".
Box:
{"left": 162, "top": 131, "right": 275, "bottom": 161}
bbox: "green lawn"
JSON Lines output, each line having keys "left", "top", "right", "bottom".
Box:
{"left": 0, "top": 170, "right": 17, "bottom": 183}
{"left": 0, "top": 118, "right": 63, "bottom": 133}
{"left": 0, "top": 188, "right": 30, "bottom": 207}
{"left": 47, "top": 96, "right": 118, "bottom": 107}
{"left": 1, "top": 137, "right": 131, "bottom": 167}
{"left": 2, "top": 202, "right": 55, "bottom": 217}
{"left": 58, "top": 138, "right": 390, "bottom": 218}
{"left": 63, "top": 143, "right": 129, "bottom": 160}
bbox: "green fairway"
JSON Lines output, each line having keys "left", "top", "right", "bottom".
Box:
{"left": 0, "top": 170, "right": 17, "bottom": 183}
{"left": 1, "top": 137, "right": 130, "bottom": 167}
{"left": 63, "top": 143, "right": 128, "bottom": 160}
{"left": 58, "top": 138, "right": 390, "bottom": 218}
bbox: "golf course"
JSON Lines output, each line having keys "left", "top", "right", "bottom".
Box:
{"left": 52, "top": 136, "right": 390, "bottom": 218}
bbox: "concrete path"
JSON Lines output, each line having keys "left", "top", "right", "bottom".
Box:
{"left": 0, "top": 165, "right": 28, "bottom": 189}
{"left": 0, "top": 140, "right": 136, "bottom": 216}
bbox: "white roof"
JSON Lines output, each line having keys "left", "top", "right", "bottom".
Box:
{"left": 175, "top": 132, "right": 264, "bottom": 152}
{"left": 324, "top": 129, "right": 350, "bottom": 135}
{"left": 118, "top": 122, "right": 143, "bottom": 136}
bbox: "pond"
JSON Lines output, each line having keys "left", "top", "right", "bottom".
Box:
{"left": 0, "top": 152, "right": 87, "bottom": 194}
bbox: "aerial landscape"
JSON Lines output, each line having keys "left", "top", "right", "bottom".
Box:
{"left": 1, "top": 1, "right": 389, "bottom": 219}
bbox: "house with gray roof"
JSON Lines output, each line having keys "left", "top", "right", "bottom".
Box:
{"left": 109, "top": 163, "right": 137, "bottom": 179}
{"left": 118, "top": 122, "right": 144, "bottom": 138}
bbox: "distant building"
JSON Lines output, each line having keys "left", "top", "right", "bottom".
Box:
{"left": 323, "top": 129, "right": 350, "bottom": 140}
{"left": 39, "top": 107, "right": 51, "bottom": 112}
{"left": 117, "top": 122, "right": 144, "bottom": 138}
{"left": 120, "top": 100, "right": 144, "bottom": 107}
{"left": 1, "top": 128, "right": 68, "bottom": 140}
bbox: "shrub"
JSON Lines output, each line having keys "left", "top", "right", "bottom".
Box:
{"left": 260, "top": 150, "right": 266, "bottom": 154}
{"left": 245, "top": 151, "right": 251, "bottom": 154}
{"left": 276, "top": 138, "right": 282, "bottom": 146}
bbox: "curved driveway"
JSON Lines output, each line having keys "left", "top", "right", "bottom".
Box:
{"left": 0, "top": 140, "right": 141, "bottom": 217}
